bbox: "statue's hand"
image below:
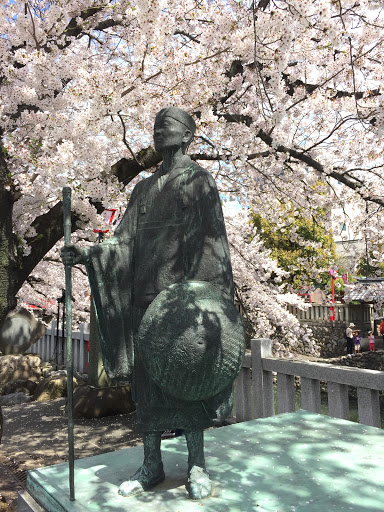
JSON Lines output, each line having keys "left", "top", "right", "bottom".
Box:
{"left": 61, "top": 244, "right": 87, "bottom": 266}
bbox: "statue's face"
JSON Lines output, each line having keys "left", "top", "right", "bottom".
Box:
{"left": 153, "top": 115, "right": 191, "bottom": 153}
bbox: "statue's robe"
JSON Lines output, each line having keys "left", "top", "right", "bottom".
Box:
{"left": 86, "top": 155, "right": 235, "bottom": 431}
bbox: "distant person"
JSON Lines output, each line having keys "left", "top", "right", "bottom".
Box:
{"left": 353, "top": 332, "right": 361, "bottom": 354}
{"left": 380, "top": 320, "right": 384, "bottom": 344}
{"left": 345, "top": 323, "right": 355, "bottom": 355}
{"left": 368, "top": 331, "right": 375, "bottom": 352}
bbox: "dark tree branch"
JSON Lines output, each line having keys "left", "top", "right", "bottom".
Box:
{"left": 58, "top": 6, "right": 119, "bottom": 44}
{"left": 256, "top": 0, "right": 271, "bottom": 10}
{"left": 116, "top": 111, "right": 141, "bottom": 165}
{"left": 110, "top": 147, "right": 162, "bottom": 186}
{"left": 174, "top": 30, "right": 201, "bottom": 44}
{"left": 18, "top": 201, "right": 73, "bottom": 293}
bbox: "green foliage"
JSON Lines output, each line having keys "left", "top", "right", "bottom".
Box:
{"left": 357, "top": 253, "right": 384, "bottom": 278}
{"left": 252, "top": 204, "right": 336, "bottom": 290}
{"left": 325, "top": 274, "right": 355, "bottom": 301}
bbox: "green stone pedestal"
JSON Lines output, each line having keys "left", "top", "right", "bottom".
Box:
{"left": 20, "top": 411, "right": 384, "bottom": 511}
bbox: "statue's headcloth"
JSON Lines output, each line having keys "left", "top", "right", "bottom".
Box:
{"left": 156, "top": 107, "right": 196, "bottom": 135}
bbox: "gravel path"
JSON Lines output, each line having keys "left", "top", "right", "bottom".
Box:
{"left": 0, "top": 398, "right": 142, "bottom": 511}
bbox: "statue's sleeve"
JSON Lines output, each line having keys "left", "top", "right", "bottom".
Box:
{"left": 183, "top": 168, "right": 234, "bottom": 301}
{"left": 84, "top": 182, "right": 142, "bottom": 381}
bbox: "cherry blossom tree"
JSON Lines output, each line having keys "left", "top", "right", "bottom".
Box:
{"left": 1, "top": 0, "right": 384, "bottom": 353}
{"left": 225, "top": 210, "right": 317, "bottom": 356}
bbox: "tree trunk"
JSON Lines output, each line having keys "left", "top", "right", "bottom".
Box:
{"left": 0, "top": 144, "right": 17, "bottom": 328}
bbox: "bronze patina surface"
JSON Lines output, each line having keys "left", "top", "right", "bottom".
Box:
{"left": 61, "top": 107, "right": 245, "bottom": 500}
{"left": 138, "top": 281, "right": 245, "bottom": 402}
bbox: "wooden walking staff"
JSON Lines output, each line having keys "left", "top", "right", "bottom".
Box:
{"left": 63, "top": 187, "right": 76, "bottom": 501}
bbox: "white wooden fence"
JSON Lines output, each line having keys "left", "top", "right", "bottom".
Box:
{"left": 287, "top": 304, "right": 351, "bottom": 322}
{"left": 234, "top": 338, "right": 384, "bottom": 428}
{"left": 29, "top": 321, "right": 90, "bottom": 374}
{"left": 287, "top": 303, "right": 374, "bottom": 327}
{"left": 30, "top": 327, "right": 384, "bottom": 429}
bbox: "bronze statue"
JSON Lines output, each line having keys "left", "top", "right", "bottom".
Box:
{"left": 61, "top": 107, "right": 245, "bottom": 500}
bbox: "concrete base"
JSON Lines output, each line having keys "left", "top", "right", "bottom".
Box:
{"left": 19, "top": 410, "right": 384, "bottom": 512}
{"left": 18, "top": 490, "right": 45, "bottom": 512}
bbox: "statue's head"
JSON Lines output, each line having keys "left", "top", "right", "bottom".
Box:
{"left": 154, "top": 107, "right": 196, "bottom": 154}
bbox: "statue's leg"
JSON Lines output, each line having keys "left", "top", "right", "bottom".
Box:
{"left": 118, "top": 431, "right": 165, "bottom": 497}
{"left": 185, "top": 430, "right": 213, "bottom": 500}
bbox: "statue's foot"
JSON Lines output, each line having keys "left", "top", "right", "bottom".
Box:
{"left": 118, "top": 463, "right": 165, "bottom": 497}
{"left": 186, "top": 466, "right": 213, "bottom": 500}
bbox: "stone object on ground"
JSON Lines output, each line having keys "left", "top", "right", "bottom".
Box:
{"left": 0, "top": 354, "right": 42, "bottom": 387}
{"left": 1, "top": 379, "right": 37, "bottom": 396}
{"left": 0, "top": 392, "right": 32, "bottom": 406}
{"left": 73, "top": 384, "right": 135, "bottom": 419}
{"left": 40, "top": 361, "right": 54, "bottom": 377}
{"left": 0, "top": 406, "right": 2, "bottom": 444}
{"left": 311, "top": 288, "right": 327, "bottom": 303}
{"left": 44, "top": 369, "right": 67, "bottom": 379}
{"left": 33, "top": 372, "right": 69, "bottom": 402}
{"left": 0, "top": 308, "right": 46, "bottom": 355}
{"left": 46, "top": 369, "right": 87, "bottom": 386}
{"left": 33, "top": 371, "right": 86, "bottom": 402}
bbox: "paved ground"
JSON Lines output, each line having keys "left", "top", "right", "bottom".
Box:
{"left": 20, "top": 410, "right": 384, "bottom": 512}
{"left": 0, "top": 399, "right": 142, "bottom": 511}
